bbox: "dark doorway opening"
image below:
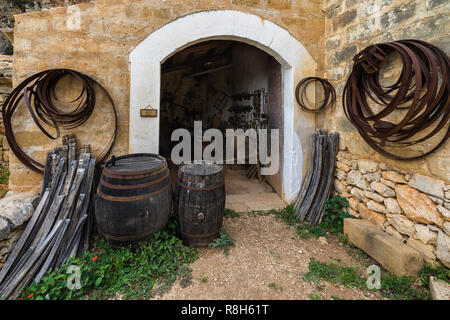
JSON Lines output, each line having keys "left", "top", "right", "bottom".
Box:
{"left": 160, "top": 40, "right": 285, "bottom": 208}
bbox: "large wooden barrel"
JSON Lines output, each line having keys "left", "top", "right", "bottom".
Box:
{"left": 174, "top": 162, "right": 225, "bottom": 247}
{"left": 95, "top": 153, "right": 172, "bottom": 247}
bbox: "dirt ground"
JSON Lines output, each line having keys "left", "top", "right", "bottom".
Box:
{"left": 156, "top": 211, "right": 386, "bottom": 300}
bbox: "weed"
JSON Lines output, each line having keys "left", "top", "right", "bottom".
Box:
{"left": 338, "top": 233, "right": 349, "bottom": 245}
{"left": 269, "top": 250, "right": 281, "bottom": 259}
{"left": 276, "top": 196, "right": 352, "bottom": 240}
{"left": 380, "top": 272, "right": 429, "bottom": 300}
{"left": 319, "top": 195, "right": 352, "bottom": 235}
{"left": 200, "top": 275, "right": 208, "bottom": 283}
{"left": 209, "top": 231, "right": 236, "bottom": 257}
{"left": 0, "top": 166, "right": 9, "bottom": 184}
{"left": 346, "top": 245, "right": 370, "bottom": 263}
{"left": 296, "top": 226, "right": 311, "bottom": 239}
{"left": 296, "top": 223, "right": 327, "bottom": 239}
{"left": 418, "top": 263, "right": 450, "bottom": 286}
{"left": 268, "top": 282, "right": 282, "bottom": 291}
{"left": 315, "top": 283, "right": 326, "bottom": 291}
{"left": 303, "top": 258, "right": 366, "bottom": 289}
{"left": 303, "top": 257, "right": 436, "bottom": 300}
{"left": 308, "top": 292, "right": 321, "bottom": 300}
{"left": 269, "top": 204, "right": 297, "bottom": 226}
{"left": 224, "top": 208, "right": 240, "bottom": 219}
{"left": 22, "top": 220, "right": 198, "bottom": 300}
{"left": 331, "top": 295, "right": 344, "bottom": 300}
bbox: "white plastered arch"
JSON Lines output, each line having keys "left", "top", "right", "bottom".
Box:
{"left": 129, "top": 10, "right": 317, "bottom": 201}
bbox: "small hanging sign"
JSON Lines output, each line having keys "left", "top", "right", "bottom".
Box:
{"left": 140, "top": 105, "right": 157, "bottom": 117}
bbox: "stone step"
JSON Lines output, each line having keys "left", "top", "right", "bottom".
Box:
{"left": 343, "top": 218, "right": 424, "bottom": 276}
{"left": 429, "top": 276, "right": 450, "bottom": 300}
{"left": 225, "top": 193, "right": 286, "bottom": 213}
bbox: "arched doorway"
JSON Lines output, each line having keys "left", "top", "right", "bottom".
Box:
{"left": 160, "top": 40, "right": 283, "bottom": 198}
{"left": 129, "top": 10, "right": 317, "bottom": 201}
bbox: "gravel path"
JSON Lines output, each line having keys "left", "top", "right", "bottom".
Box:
{"left": 156, "top": 211, "right": 385, "bottom": 300}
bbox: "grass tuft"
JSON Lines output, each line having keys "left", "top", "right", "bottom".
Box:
{"left": 209, "top": 231, "right": 236, "bottom": 257}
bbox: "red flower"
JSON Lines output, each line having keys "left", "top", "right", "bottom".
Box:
{"left": 28, "top": 293, "right": 33, "bottom": 299}
{"left": 19, "top": 297, "right": 22, "bottom": 300}
{"left": 92, "top": 256, "right": 98, "bottom": 262}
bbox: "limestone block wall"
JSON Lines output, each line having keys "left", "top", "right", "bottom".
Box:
{"left": 333, "top": 151, "right": 450, "bottom": 268}
{"left": 0, "top": 55, "right": 12, "bottom": 175}
{"left": 321, "top": 0, "right": 450, "bottom": 180}
{"left": 321, "top": 1, "right": 450, "bottom": 268}
{"left": 9, "top": 0, "right": 325, "bottom": 193}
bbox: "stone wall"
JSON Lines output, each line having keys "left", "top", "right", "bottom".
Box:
{"left": 0, "top": 1, "right": 91, "bottom": 54}
{"left": 8, "top": 0, "right": 325, "bottom": 193}
{"left": 0, "top": 55, "right": 12, "bottom": 181}
{"left": 334, "top": 151, "right": 450, "bottom": 268}
{"left": 321, "top": 0, "right": 450, "bottom": 181}
{"left": 322, "top": 1, "right": 450, "bottom": 268}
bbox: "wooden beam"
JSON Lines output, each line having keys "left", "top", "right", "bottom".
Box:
{"left": 187, "top": 64, "right": 232, "bottom": 78}
{"left": 162, "top": 53, "right": 231, "bottom": 74}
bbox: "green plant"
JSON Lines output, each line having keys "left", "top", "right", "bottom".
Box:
{"left": 269, "top": 204, "right": 297, "bottom": 226}
{"left": 308, "top": 292, "right": 321, "bottom": 300}
{"left": 346, "top": 245, "right": 371, "bottom": 263}
{"left": 320, "top": 195, "right": 352, "bottom": 235}
{"left": 22, "top": 220, "right": 198, "bottom": 300}
{"left": 303, "top": 258, "right": 434, "bottom": 300}
{"left": 418, "top": 263, "right": 450, "bottom": 287}
{"left": 380, "top": 273, "right": 429, "bottom": 300}
{"left": 338, "top": 233, "right": 349, "bottom": 245}
{"left": 209, "top": 231, "right": 236, "bottom": 257}
{"left": 269, "top": 250, "right": 281, "bottom": 260}
{"left": 276, "top": 196, "right": 352, "bottom": 240}
{"left": 303, "top": 258, "right": 366, "bottom": 289}
{"left": 224, "top": 208, "right": 240, "bottom": 219}
{"left": 268, "top": 282, "right": 282, "bottom": 291}
{"left": 200, "top": 274, "right": 208, "bottom": 283}
{"left": 296, "top": 223, "right": 327, "bottom": 239}
{"left": 0, "top": 166, "right": 9, "bottom": 184}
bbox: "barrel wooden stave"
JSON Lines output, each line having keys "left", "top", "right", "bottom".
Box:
{"left": 95, "top": 154, "right": 172, "bottom": 248}
{"left": 174, "top": 163, "right": 225, "bottom": 247}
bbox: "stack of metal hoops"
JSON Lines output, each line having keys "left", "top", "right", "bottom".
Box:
{"left": 1, "top": 69, "right": 117, "bottom": 172}
{"left": 343, "top": 39, "right": 449, "bottom": 160}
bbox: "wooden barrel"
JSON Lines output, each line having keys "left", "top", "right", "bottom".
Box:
{"left": 95, "top": 153, "right": 172, "bottom": 247}
{"left": 174, "top": 162, "right": 225, "bottom": 247}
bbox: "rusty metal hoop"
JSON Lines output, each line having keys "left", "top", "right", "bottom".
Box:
{"left": 1, "top": 69, "right": 117, "bottom": 173}
{"left": 343, "top": 39, "right": 450, "bottom": 160}
{"left": 295, "top": 77, "right": 336, "bottom": 113}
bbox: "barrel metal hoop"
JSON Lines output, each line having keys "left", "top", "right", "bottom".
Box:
{"left": 97, "top": 183, "right": 170, "bottom": 202}
{"left": 99, "top": 171, "right": 170, "bottom": 190}
{"left": 179, "top": 230, "right": 219, "bottom": 239}
{"left": 98, "top": 228, "right": 156, "bottom": 241}
{"left": 176, "top": 180, "right": 224, "bottom": 191}
{"left": 102, "top": 161, "right": 167, "bottom": 178}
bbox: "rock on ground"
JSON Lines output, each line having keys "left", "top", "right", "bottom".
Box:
{"left": 344, "top": 218, "right": 423, "bottom": 276}
{"left": 0, "top": 191, "right": 39, "bottom": 229}
{"left": 429, "top": 276, "right": 450, "bottom": 300}
{"left": 436, "top": 231, "right": 450, "bottom": 268}
{"left": 0, "top": 217, "right": 10, "bottom": 241}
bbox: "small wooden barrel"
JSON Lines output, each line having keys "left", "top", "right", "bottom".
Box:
{"left": 95, "top": 154, "right": 172, "bottom": 247}
{"left": 174, "top": 162, "right": 225, "bottom": 247}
